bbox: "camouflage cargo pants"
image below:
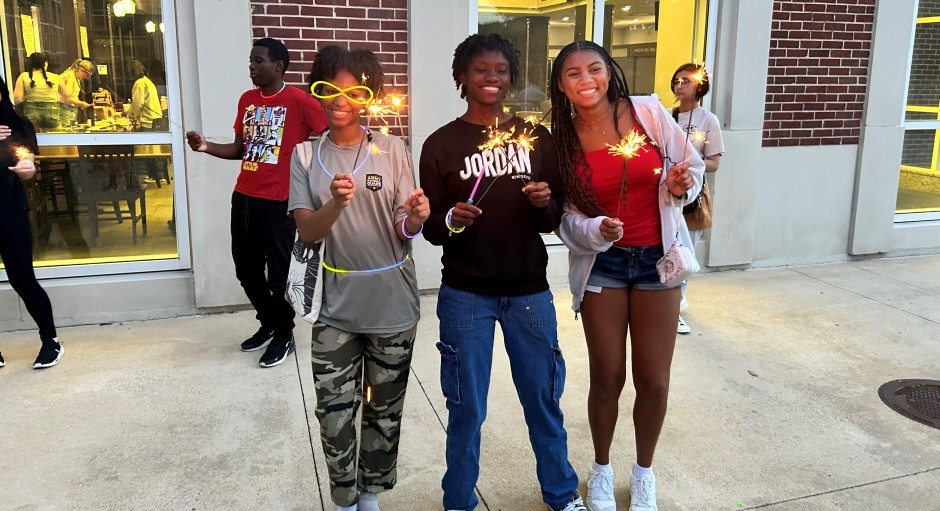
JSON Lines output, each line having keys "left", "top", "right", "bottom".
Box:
{"left": 310, "top": 324, "right": 417, "bottom": 507}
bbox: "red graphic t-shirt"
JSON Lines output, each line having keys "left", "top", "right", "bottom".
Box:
{"left": 233, "top": 85, "right": 327, "bottom": 201}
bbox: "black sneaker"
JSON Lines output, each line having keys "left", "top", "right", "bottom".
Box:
{"left": 0, "top": 351, "right": 5, "bottom": 368}
{"left": 241, "top": 327, "right": 274, "bottom": 352}
{"left": 259, "top": 334, "right": 294, "bottom": 368}
{"left": 34, "top": 339, "right": 64, "bottom": 369}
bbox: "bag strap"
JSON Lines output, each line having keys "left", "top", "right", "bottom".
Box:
{"left": 297, "top": 140, "right": 314, "bottom": 171}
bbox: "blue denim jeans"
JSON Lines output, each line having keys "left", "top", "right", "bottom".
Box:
{"left": 436, "top": 285, "right": 579, "bottom": 511}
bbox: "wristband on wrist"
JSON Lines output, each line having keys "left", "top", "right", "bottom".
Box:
{"left": 401, "top": 218, "right": 422, "bottom": 239}
{"left": 445, "top": 207, "right": 465, "bottom": 235}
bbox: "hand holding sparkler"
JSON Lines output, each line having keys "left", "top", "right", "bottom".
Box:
{"left": 0, "top": 125, "right": 11, "bottom": 142}
{"left": 9, "top": 146, "right": 36, "bottom": 180}
{"left": 665, "top": 161, "right": 694, "bottom": 198}
{"left": 404, "top": 188, "right": 430, "bottom": 227}
{"left": 330, "top": 173, "right": 356, "bottom": 208}
{"left": 599, "top": 217, "right": 624, "bottom": 243}
{"left": 522, "top": 181, "right": 552, "bottom": 209}
{"left": 448, "top": 202, "right": 482, "bottom": 230}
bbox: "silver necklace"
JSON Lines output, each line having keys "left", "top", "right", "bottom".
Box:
{"left": 576, "top": 103, "right": 614, "bottom": 136}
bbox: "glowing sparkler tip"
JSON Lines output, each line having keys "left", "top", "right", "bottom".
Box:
{"left": 653, "top": 167, "right": 662, "bottom": 175}
{"left": 390, "top": 96, "right": 403, "bottom": 107}
{"left": 606, "top": 131, "right": 649, "bottom": 160}
{"left": 370, "top": 144, "right": 385, "bottom": 155}
{"left": 380, "top": 126, "right": 391, "bottom": 136}
{"left": 691, "top": 129, "right": 708, "bottom": 144}
{"left": 14, "top": 146, "right": 33, "bottom": 160}
{"left": 365, "top": 385, "right": 372, "bottom": 403}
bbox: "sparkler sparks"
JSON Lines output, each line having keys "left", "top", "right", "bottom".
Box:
{"left": 606, "top": 131, "right": 648, "bottom": 160}
{"left": 691, "top": 129, "right": 708, "bottom": 145}
{"left": 468, "top": 118, "right": 540, "bottom": 206}
{"left": 14, "top": 146, "right": 34, "bottom": 161}
{"left": 478, "top": 118, "right": 517, "bottom": 152}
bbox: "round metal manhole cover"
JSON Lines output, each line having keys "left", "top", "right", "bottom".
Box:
{"left": 878, "top": 379, "right": 940, "bottom": 430}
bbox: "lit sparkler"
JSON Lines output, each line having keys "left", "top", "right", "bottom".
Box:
{"left": 365, "top": 385, "right": 372, "bottom": 403}
{"left": 679, "top": 65, "right": 708, "bottom": 163}
{"left": 607, "top": 131, "right": 650, "bottom": 220}
{"left": 468, "top": 118, "right": 541, "bottom": 206}
{"left": 14, "top": 146, "right": 34, "bottom": 162}
{"left": 606, "top": 131, "right": 648, "bottom": 160}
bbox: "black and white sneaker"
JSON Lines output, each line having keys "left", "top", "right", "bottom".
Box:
{"left": 34, "top": 339, "right": 64, "bottom": 369}
{"left": 0, "top": 351, "right": 5, "bottom": 368}
{"left": 259, "top": 334, "right": 294, "bottom": 368}
{"left": 241, "top": 327, "right": 274, "bottom": 352}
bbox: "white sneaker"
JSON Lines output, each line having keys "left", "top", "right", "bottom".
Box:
{"left": 358, "top": 492, "right": 380, "bottom": 511}
{"left": 677, "top": 315, "right": 691, "bottom": 334}
{"left": 629, "top": 471, "right": 657, "bottom": 511}
{"left": 587, "top": 466, "right": 616, "bottom": 511}
{"left": 552, "top": 492, "right": 587, "bottom": 511}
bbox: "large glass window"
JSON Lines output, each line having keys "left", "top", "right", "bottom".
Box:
{"left": 477, "top": 0, "right": 711, "bottom": 119}
{"left": 26, "top": 144, "right": 176, "bottom": 266}
{"left": 1, "top": 0, "right": 183, "bottom": 276}
{"left": 898, "top": 2, "right": 940, "bottom": 215}
{"left": 1, "top": 0, "right": 169, "bottom": 134}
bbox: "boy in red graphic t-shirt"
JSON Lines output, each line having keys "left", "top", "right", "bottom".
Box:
{"left": 186, "top": 38, "right": 327, "bottom": 368}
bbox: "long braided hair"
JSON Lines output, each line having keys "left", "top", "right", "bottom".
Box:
{"left": 27, "top": 53, "right": 53, "bottom": 89}
{"left": 550, "top": 41, "right": 635, "bottom": 218}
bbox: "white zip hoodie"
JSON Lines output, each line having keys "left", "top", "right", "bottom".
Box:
{"left": 556, "top": 95, "right": 705, "bottom": 313}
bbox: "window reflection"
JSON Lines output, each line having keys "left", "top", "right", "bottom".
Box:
{"left": 478, "top": 0, "right": 709, "bottom": 119}
{"left": 898, "top": 7, "right": 940, "bottom": 214}
{"left": 1, "top": 0, "right": 169, "bottom": 133}
{"left": 478, "top": 0, "right": 593, "bottom": 120}
{"left": 898, "top": 129, "right": 940, "bottom": 214}
{"left": 2, "top": 144, "right": 179, "bottom": 269}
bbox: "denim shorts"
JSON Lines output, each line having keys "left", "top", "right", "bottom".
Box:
{"left": 585, "top": 245, "right": 672, "bottom": 292}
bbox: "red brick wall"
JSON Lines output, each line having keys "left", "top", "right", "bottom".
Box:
{"left": 249, "top": 0, "right": 409, "bottom": 133}
{"left": 763, "top": 0, "right": 875, "bottom": 147}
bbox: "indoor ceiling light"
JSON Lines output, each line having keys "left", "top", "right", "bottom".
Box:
{"left": 112, "top": 0, "right": 136, "bottom": 17}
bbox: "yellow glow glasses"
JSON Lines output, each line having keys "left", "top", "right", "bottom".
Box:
{"left": 310, "top": 80, "right": 374, "bottom": 105}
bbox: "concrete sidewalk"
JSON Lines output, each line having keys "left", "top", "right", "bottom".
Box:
{"left": 2, "top": 256, "right": 939, "bottom": 510}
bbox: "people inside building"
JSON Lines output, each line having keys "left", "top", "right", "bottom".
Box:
{"left": 58, "top": 59, "right": 94, "bottom": 126}
{"left": 128, "top": 59, "right": 164, "bottom": 131}
{"left": 12, "top": 53, "right": 61, "bottom": 132}
{"left": 550, "top": 40, "right": 703, "bottom": 511}
{"left": 419, "top": 33, "right": 585, "bottom": 511}
{"left": 289, "top": 45, "right": 428, "bottom": 511}
{"left": 185, "top": 38, "right": 327, "bottom": 368}
{"left": 0, "top": 74, "right": 64, "bottom": 370}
